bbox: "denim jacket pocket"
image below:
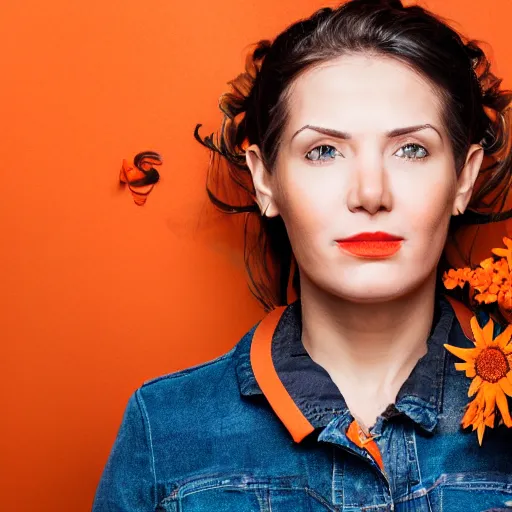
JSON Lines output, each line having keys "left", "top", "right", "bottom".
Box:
{"left": 428, "top": 472, "right": 512, "bottom": 512}
{"left": 156, "top": 473, "right": 335, "bottom": 512}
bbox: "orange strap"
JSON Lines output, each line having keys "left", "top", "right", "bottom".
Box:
{"left": 346, "top": 420, "right": 384, "bottom": 471}
{"left": 250, "top": 307, "right": 315, "bottom": 443}
{"left": 443, "top": 295, "right": 475, "bottom": 342}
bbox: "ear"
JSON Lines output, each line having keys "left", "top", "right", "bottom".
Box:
{"left": 452, "top": 144, "right": 484, "bottom": 216}
{"left": 245, "top": 144, "right": 280, "bottom": 217}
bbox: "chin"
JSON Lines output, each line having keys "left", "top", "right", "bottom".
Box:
{"left": 319, "top": 270, "right": 426, "bottom": 304}
{"left": 333, "top": 287, "right": 408, "bottom": 304}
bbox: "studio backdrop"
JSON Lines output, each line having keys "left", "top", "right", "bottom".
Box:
{"left": 1, "top": 0, "right": 511, "bottom": 511}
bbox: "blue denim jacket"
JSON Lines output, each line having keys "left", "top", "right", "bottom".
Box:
{"left": 93, "top": 297, "right": 512, "bottom": 511}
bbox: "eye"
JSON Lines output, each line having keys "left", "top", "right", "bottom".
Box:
{"left": 305, "top": 145, "right": 342, "bottom": 163}
{"left": 395, "top": 143, "right": 429, "bottom": 161}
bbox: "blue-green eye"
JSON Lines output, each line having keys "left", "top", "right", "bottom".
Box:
{"left": 395, "top": 143, "right": 428, "bottom": 160}
{"left": 305, "top": 145, "right": 342, "bottom": 163}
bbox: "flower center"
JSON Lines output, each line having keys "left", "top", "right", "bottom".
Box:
{"left": 475, "top": 348, "right": 509, "bottom": 383}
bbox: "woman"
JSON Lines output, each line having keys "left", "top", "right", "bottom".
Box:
{"left": 93, "top": 0, "right": 512, "bottom": 510}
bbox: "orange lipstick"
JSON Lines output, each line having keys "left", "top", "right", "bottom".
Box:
{"left": 336, "top": 232, "right": 403, "bottom": 258}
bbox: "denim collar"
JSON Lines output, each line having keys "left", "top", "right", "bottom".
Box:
{"left": 235, "top": 296, "right": 455, "bottom": 434}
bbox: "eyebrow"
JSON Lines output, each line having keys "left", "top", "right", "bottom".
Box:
{"left": 291, "top": 123, "right": 443, "bottom": 141}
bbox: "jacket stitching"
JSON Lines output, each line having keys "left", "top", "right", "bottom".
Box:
{"left": 136, "top": 389, "right": 158, "bottom": 510}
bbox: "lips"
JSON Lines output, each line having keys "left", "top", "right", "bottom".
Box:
{"left": 336, "top": 232, "right": 404, "bottom": 258}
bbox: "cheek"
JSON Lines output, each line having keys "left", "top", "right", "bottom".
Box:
{"left": 275, "top": 172, "right": 338, "bottom": 242}
{"left": 401, "top": 175, "right": 455, "bottom": 246}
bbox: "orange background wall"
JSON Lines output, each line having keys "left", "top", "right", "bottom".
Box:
{"left": 1, "top": 0, "right": 511, "bottom": 510}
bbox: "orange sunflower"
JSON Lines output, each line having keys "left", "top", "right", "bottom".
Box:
{"left": 444, "top": 315, "right": 512, "bottom": 445}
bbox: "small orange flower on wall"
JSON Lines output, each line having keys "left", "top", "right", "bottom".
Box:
{"left": 119, "top": 151, "right": 162, "bottom": 206}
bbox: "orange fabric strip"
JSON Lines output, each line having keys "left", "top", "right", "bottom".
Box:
{"left": 444, "top": 294, "right": 475, "bottom": 342}
{"left": 250, "top": 307, "right": 315, "bottom": 443}
{"left": 346, "top": 420, "right": 384, "bottom": 471}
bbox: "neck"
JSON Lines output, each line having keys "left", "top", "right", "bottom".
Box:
{"left": 300, "top": 273, "right": 437, "bottom": 427}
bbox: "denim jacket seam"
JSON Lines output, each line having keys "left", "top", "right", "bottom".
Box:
{"left": 141, "top": 347, "right": 237, "bottom": 388}
{"left": 410, "top": 424, "right": 425, "bottom": 497}
{"left": 135, "top": 388, "right": 158, "bottom": 510}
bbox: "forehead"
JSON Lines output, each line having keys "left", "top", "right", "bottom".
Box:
{"left": 284, "top": 54, "right": 444, "bottom": 136}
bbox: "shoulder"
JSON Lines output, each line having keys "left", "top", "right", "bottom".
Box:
{"left": 141, "top": 345, "right": 237, "bottom": 389}
{"left": 133, "top": 324, "right": 259, "bottom": 421}
{"left": 137, "top": 346, "right": 237, "bottom": 407}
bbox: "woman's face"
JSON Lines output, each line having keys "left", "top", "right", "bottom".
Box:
{"left": 247, "top": 54, "right": 483, "bottom": 303}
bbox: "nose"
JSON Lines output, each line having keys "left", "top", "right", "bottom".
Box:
{"left": 346, "top": 153, "right": 392, "bottom": 215}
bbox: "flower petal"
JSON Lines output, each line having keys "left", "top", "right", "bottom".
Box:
{"left": 444, "top": 343, "right": 478, "bottom": 362}
{"left": 466, "top": 367, "right": 476, "bottom": 378}
{"left": 500, "top": 376, "right": 512, "bottom": 396}
{"left": 482, "top": 382, "right": 497, "bottom": 418}
{"left": 494, "top": 325, "right": 512, "bottom": 349}
{"left": 480, "top": 257, "right": 495, "bottom": 270}
{"left": 455, "top": 362, "right": 476, "bottom": 378}
{"left": 496, "top": 386, "right": 512, "bottom": 427}
{"left": 444, "top": 279, "right": 458, "bottom": 290}
{"left": 482, "top": 317, "right": 495, "bottom": 345}
{"left": 468, "top": 375, "right": 483, "bottom": 397}
{"left": 462, "top": 394, "right": 482, "bottom": 428}
{"left": 477, "top": 422, "right": 486, "bottom": 445}
{"left": 485, "top": 412, "right": 495, "bottom": 428}
{"left": 492, "top": 248, "right": 508, "bottom": 257}
{"left": 471, "top": 316, "right": 486, "bottom": 349}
